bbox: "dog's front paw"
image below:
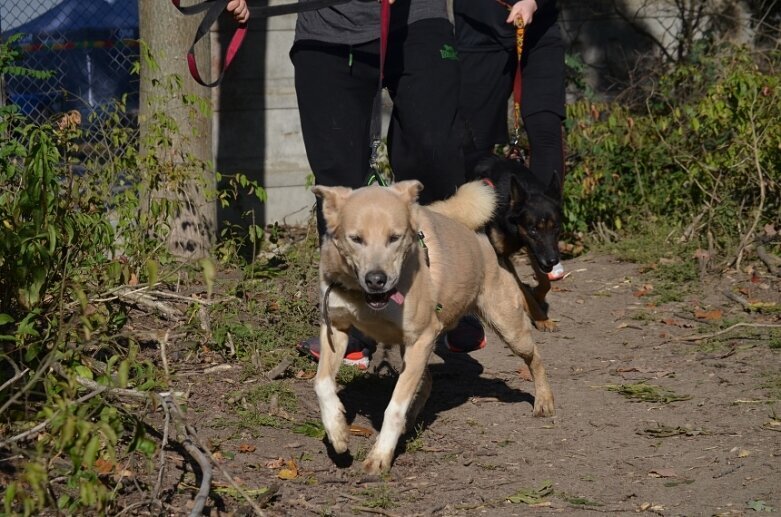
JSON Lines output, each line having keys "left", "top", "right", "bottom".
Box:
{"left": 533, "top": 318, "right": 558, "bottom": 332}
{"left": 326, "top": 421, "right": 350, "bottom": 454}
{"left": 362, "top": 447, "right": 393, "bottom": 474}
{"left": 532, "top": 390, "right": 555, "bottom": 417}
{"left": 322, "top": 404, "right": 350, "bottom": 453}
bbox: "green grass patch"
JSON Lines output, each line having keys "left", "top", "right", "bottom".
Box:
{"left": 605, "top": 382, "right": 692, "bottom": 404}
{"left": 404, "top": 424, "right": 426, "bottom": 453}
{"left": 761, "top": 372, "right": 781, "bottom": 399}
{"left": 293, "top": 420, "right": 326, "bottom": 440}
{"left": 244, "top": 382, "right": 298, "bottom": 411}
{"left": 360, "top": 485, "right": 397, "bottom": 509}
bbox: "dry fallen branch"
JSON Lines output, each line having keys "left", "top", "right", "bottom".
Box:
{"left": 115, "top": 287, "right": 184, "bottom": 320}
{"left": 0, "top": 367, "right": 30, "bottom": 393}
{"left": 722, "top": 289, "right": 751, "bottom": 310}
{"left": 677, "top": 322, "right": 781, "bottom": 342}
{"left": 267, "top": 356, "right": 293, "bottom": 380}
{"left": 756, "top": 245, "right": 781, "bottom": 276}
{"left": 0, "top": 386, "right": 106, "bottom": 448}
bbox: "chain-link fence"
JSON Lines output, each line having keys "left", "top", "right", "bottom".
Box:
{"left": 1, "top": 0, "right": 139, "bottom": 166}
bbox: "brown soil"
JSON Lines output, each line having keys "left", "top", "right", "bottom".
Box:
{"left": 142, "top": 253, "right": 781, "bottom": 516}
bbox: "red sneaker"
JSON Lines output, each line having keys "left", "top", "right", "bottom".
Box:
{"left": 296, "top": 335, "right": 370, "bottom": 369}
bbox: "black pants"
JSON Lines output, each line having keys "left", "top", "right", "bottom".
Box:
{"left": 457, "top": 20, "right": 566, "bottom": 189}
{"left": 291, "top": 18, "right": 466, "bottom": 238}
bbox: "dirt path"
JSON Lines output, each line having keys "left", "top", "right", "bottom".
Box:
{"left": 176, "top": 253, "right": 780, "bottom": 516}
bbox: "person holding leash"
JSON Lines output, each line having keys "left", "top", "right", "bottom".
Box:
{"left": 454, "top": 0, "right": 566, "bottom": 280}
{"left": 227, "top": 0, "right": 485, "bottom": 363}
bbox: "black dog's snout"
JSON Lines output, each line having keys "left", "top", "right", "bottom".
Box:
{"left": 540, "top": 256, "right": 558, "bottom": 270}
{"left": 365, "top": 270, "right": 387, "bottom": 291}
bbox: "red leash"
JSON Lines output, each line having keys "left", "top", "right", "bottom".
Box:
{"left": 171, "top": 0, "right": 247, "bottom": 87}
{"left": 171, "top": 0, "right": 353, "bottom": 87}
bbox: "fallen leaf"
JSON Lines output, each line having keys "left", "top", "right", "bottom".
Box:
{"left": 737, "top": 449, "right": 751, "bottom": 458}
{"left": 694, "top": 309, "right": 722, "bottom": 320}
{"left": 212, "top": 451, "right": 225, "bottom": 462}
{"left": 633, "top": 284, "right": 654, "bottom": 297}
{"left": 94, "top": 458, "right": 114, "bottom": 475}
{"left": 649, "top": 468, "right": 678, "bottom": 478}
{"left": 238, "top": 444, "right": 256, "bottom": 453}
{"left": 349, "top": 425, "right": 374, "bottom": 438}
{"left": 265, "top": 458, "right": 286, "bottom": 469}
{"left": 278, "top": 458, "right": 299, "bottom": 480}
{"left": 113, "top": 469, "right": 135, "bottom": 482}
{"left": 295, "top": 370, "right": 316, "bottom": 380}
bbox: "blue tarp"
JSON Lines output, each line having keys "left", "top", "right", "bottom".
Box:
{"left": 3, "top": 0, "right": 139, "bottom": 119}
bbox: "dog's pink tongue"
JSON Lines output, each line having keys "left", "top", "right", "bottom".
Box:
{"left": 390, "top": 290, "right": 405, "bottom": 305}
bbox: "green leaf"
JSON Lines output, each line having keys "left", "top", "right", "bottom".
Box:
{"left": 293, "top": 421, "right": 326, "bottom": 440}
{"left": 145, "top": 259, "right": 158, "bottom": 287}
{"left": 200, "top": 257, "right": 216, "bottom": 299}
{"left": 83, "top": 435, "right": 100, "bottom": 468}
{"left": 4, "top": 481, "right": 16, "bottom": 513}
{"left": 73, "top": 365, "right": 94, "bottom": 381}
{"left": 0, "top": 313, "right": 14, "bottom": 325}
{"left": 118, "top": 359, "right": 130, "bottom": 388}
{"left": 507, "top": 481, "right": 554, "bottom": 504}
{"left": 747, "top": 500, "right": 773, "bottom": 512}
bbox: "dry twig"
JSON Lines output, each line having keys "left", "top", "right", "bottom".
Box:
{"left": 0, "top": 367, "right": 30, "bottom": 393}
{"left": 677, "top": 322, "right": 781, "bottom": 342}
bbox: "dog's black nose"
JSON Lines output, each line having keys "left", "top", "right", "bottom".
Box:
{"left": 365, "top": 270, "right": 387, "bottom": 291}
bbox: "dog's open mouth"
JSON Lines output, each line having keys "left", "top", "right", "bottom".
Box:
{"left": 365, "top": 288, "right": 398, "bottom": 310}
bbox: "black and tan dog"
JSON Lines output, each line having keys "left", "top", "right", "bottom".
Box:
{"left": 312, "top": 180, "right": 555, "bottom": 473}
{"left": 473, "top": 155, "right": 562, "bottom": 331}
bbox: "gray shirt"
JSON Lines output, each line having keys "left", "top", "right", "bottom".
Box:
{"left": 295, "top": 0, "right": 448, "bottom": 45}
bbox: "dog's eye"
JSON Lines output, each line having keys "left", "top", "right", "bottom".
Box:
{"left": 349, "top": 234, "right": 363, "bottom": 245}
{"left": 388, "top": 233, "right": 401, "bottom": 245}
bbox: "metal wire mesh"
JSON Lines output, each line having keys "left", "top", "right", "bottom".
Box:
{"left": 1, "top": 0, "right": 139, "bottom": 169}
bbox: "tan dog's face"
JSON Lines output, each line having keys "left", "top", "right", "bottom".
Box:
{"left": 313, "top": 181, "right": 422, "bottom": 310}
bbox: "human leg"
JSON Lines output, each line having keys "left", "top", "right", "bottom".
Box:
{"left": 291, "top": 41, "right": 378, "bottom": 238}
{"left": 524, "top": 110, "right": 565, "bottom": 192}
{"left": 457, "top": 48, "right": 516, "bottom": 177}
{"left": 384, "top": 18, "right": 465, "bottom": 204}
{"left": 519, "top": 22, "right": 566, "bottom": 191}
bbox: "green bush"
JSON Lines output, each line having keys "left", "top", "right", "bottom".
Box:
{"left": 565, "top": 45, "right": 780, "bottom": 254}
{"left": 0, "top": 37, "right": 266, "bottom": 514}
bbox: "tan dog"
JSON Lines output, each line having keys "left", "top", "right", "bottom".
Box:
{"left": 312, "top": 180, "right": 555, "bottom": 474}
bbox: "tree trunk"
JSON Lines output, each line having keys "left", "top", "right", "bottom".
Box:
{"left": 138, "top": 0, "right": 215, "bottom": 260}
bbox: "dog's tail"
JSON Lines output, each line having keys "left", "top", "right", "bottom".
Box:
{"left": 427, "top": 180, "right": 496, "bottom": 230}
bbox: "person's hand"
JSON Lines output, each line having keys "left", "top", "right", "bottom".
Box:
{"left": 227, "top": 0, "right": 249, "bottom": 24}
{"left": 506, "top": 0, "right": 537, "bottom": 27}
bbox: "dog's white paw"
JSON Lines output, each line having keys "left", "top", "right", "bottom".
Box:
{"left": 322, "top": 403, "right": 349, "bottom": 453}
{"left": 533, "top": 390, "right": 555, "bottom": 417}
{"left": 362, "top": 447, "right": 393, "bottom": 474}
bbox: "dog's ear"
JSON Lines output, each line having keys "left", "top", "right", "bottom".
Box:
{"left": 509, "top": 174, "right": 528, "bottom": 207}
{"left": 390, "top": 180, "right": 424, "bottom": 205}
{"left": 312, "top": 185, "right": 352, "bottom": 234}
